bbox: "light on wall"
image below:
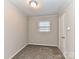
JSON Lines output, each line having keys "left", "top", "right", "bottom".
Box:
{"left": 29, "top": 0, "right": 38, "bottom": 8}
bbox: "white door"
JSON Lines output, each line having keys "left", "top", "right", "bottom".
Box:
{"left": 59, "top": 13, "right": 67, "bottom": 57}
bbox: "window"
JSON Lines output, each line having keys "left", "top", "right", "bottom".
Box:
{"left": 39, "top": 21, "right": 50, "bottom": 32}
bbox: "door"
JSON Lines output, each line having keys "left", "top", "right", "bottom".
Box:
{"left": 59, "top": 13, "right": 67, "bottom": 57}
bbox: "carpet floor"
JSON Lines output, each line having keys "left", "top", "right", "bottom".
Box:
{"left": 12, "top": 45, "right": 65, "bottom": 59}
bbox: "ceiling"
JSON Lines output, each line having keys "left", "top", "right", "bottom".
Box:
{"left": 10, "top": 0, "right": 72, "bottom": 16}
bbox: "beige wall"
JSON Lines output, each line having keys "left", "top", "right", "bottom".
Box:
{"left": 28, "top": 15, "right": 59, "bottom": 46}
{"left": 4, "top": 0, "right": 28, "bottom": 59}
{"left": 59, "top": 1, "right": 75, "bottom": 59}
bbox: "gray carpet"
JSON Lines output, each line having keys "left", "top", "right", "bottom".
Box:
{"left": 12, "top": 45, "right": 65, "bottom": 59}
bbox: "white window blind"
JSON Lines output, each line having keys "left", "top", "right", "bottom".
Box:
{"left": 39, "top": 21, "right": 50, "bottom": 32}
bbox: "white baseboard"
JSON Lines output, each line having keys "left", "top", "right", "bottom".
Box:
{"left": 58, "top": 46, "right": 74, "bottom": 59}
{"left": 9, "top": 44, "right": 28, "bottom": 59}
{"left": 66, "top": 52, "right": 75, "bottom": 59}
{"left": 57, "top": 46, "right": 67, "bottom": 59}
{"left": 62, "top": 51, "right": 74, "bottom": 59}
{"left": 28, "top": 43, "right": 57, "bottom": 47}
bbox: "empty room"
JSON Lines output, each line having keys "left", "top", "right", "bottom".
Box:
{"left": 4, "top": 0, "right": 75, "bottom": 59}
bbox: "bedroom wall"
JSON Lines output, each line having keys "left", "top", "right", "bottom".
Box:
{"left": 28, "top": 15, "right": 59, "bottom": 46}
{"left": 4, "top": 0, "right": 28, "bottom": 59}
{"left": 59, "top": 0, "right": 75, "bottom": 59}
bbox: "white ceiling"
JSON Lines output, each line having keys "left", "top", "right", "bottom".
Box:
{"left": 10, "top": 0, "right": 72, "bottom": 16}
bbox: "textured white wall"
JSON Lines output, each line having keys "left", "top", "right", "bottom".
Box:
{"left": 28, "top": 15, "right": 59, "bottom": 46}
{"left": 4, "top": 0, "right": 28, "bottom": 59}
{"left": 59, "top": 1, "right": 75, "bottom": 59}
